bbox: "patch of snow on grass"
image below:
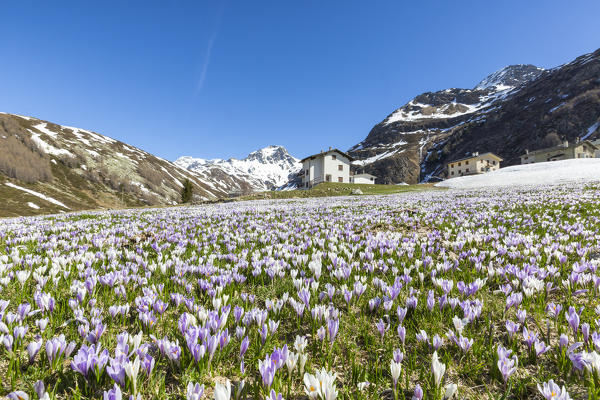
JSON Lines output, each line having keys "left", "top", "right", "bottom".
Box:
{"left": 63, "top": 126, "right": 116, "bottom": 144}
{"left": 28, "top": 130, "right": 74, "bottom": 157}
{"left": 27, "top": 202, "right": 40, "bottom": 209}
{"left": 436, "top": 159, "right": 600, "bottom": 189}
{"left": 5, "top": 182, "right": 70, "bottom": 209}
{"left": 87, "top": 149, "right": 100, "bottom": 158}
{"left": 33, "top": 123, "right": 58, "bottom": 138}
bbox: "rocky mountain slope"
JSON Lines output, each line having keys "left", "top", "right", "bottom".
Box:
{"left": 0, "top": 113, "right": 229, "bottom": 217}
{"left": 349, "top": 48, "right": 600, "bottom": 183}
{"left": 175, "top": 145, "right": 301, "bottom": 193}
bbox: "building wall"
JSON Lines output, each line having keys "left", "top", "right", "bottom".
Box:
{"left": 447, "top": 155, "right": 500, "bottom": 177}
{"left": 322, "top": 153, "right": 350, "bottom": 183}
{"left": 301, "top": 152, "right": 350, "bottom": 187}
{"left": 301, "top": 157, "right": 324, "bottom": 187}
{"left": 352, "top": 175, "right": 376, "bottom": 184}
{"left": 521, "top": 154, "right": 535, "bottom": 164}
{"left": 521, "top": 142, "right": 597, "bottom": 164}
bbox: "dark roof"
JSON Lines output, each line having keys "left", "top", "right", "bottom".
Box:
{"left": 300, "top": 148, "right": 355, "bottom": 163}
{"left": 446, "top": 152, "right": 503, "bottom": 165}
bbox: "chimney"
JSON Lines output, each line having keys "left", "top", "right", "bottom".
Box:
{"left": 525, "top": 149, "right": 529, "bottom": 154}
{"left": 328, "top": 146, "right": 332, "bottom": 151}
{"left": 577, "top": 137, "right": 581, "bottom": 143}
{"left": 473, "top": 151, "right": 479, "bottom": 156}
{"left": 562, "top": 140, "right": 569, "bottom": 148}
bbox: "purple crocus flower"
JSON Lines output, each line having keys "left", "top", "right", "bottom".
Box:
{"left": 427, "top": 290, "right": 435, "bottom": 311}
{"left": 327, "top": 318, "right": 339, "bottom": 343}
{"left": 396, "top": 306, "right": 407, "bottom": 324}
{"left": 432, "top": 334, "right": 444, "bottom": 351}
{"left": 27, "top": 339, "right": 43, "bottom": 363}
{"left": 7, "top": 391, "right": 29, "bottom": 400}
{"left": 393, "top": 348, "right": 404, "bottom": 363}
{"left": 412, "top": 384, "right": 423, "bottom": 400}
{"left": 457, "top": 336, "right": 473, "bottom": 353}
{"left": 375, "top": 319, "right": 388, "bottom": 340}
{"left": 240, "top": 336, "right": 249, "bottom": 358}
{"left": 258, "top": 355, "right": 276, "bottom": 388}
{"left": 107, "top": 357, "right": 126, "bottom": 386}
{"left": 186, "top": 382, "right": 204, "bottom": 400}
{"left": 567, "top": 307, "right": 580, "bottom": 336}
{"left": 103, "top": 383, "right": 123, "bottom": 400}
{"left": 397, "top": 325, "right": 406, "bottom": 344}
{"left": 534, "top": 339, "right": 550, "bottom": 357}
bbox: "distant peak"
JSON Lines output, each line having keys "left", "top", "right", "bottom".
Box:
{"left": 475, "top": 64, "right": 544, "bottom": 91}
{"left": 245, "top": 145, "right": 297, "bottom": 162}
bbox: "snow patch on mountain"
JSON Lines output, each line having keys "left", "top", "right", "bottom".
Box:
{"left": 5, "top": 182, "right": 70, "bottom": 209}
{"left": 475, "top": 64, "right": 545, "bottom": 91}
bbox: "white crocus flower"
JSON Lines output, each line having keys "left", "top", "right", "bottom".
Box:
{"left": 390, "top": 359, "right": 402, "bottom": 386}
{"left": 432, "top": 351, "right": 446, "bottom": 388}
{"left": 443, "top": 383, "right": 458, "bottom": 399}
{"left": 304, "top": 372, "right": 321, "bottom": 399}
{"left": 124, "top": 356, "right": 141, "bottom": 394}
{"left": 214, "top": 380, "right": 231, "bottom": 400}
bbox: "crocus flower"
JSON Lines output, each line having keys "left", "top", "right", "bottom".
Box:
{"left": 186, "top": 382, "right": 205, "bottom": 400}
{"left": 34, "top": 380, "right": 49, "bottom": 400}
{"left": 537, "top": 379, "right": 571, "bottom": 400}
{"left": 267, "top": 389, "right": 284, "bottom": 400}
{"left": 103, "top": 384, "right": 123, "bottom": 400}
{"left": 443, "top": 383, "right": 458, "bottom": 399}
{"left": 27, "top": 339, "right": 43, "bottom": 363}
{"left": 390, "top": 360, "right": 402, "bottom": 390}
{"left": 124, "top": 356, "right": 141, "bottom": 394}
{"left": 7, "top": 391, "right": 28, "bottom": 400}
{"left": 431, "top": 351, "right": 446, "bottom": 388}
{"left": 214, "top": 380, "right": 231, "bottom": 400}
{"left": 567, "top": 307, "right": 580, "bottom": 335}
{"left": 412, "top": 384, "right": 423, "bottom": 400}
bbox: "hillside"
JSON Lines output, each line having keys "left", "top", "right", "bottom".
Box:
{"left": 0, "top": 113, "right": 228, "bottom": 217}
{"left": 349, "top": 48, "right": 600, "bottom": 184}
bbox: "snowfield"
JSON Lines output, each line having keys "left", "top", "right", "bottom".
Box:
{"left": 436, "top": 158, "right": 600, "bottom": 189}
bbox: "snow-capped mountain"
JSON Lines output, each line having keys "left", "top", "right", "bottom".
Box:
{"left": 349, "top": 48, "right": 600, "bottom": 184}
{"left": 175, "top": 145, "right": 301, "bottom": 193}
{"left": 474, "top": 64, "right": 545, "bottom": 90}
{"left": 0, "top": 112, "right": 232, "bottom": 216}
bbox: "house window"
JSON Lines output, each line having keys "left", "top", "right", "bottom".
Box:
{"left": 466, "top": 161, "right": 469, "bottom": 165}
{"left": 332, "top": 155, "right": 337, "bottom": 160}
{"left": 492, "top": 160, "right": 496, "bottom": 165}
{"left": 451, "top": 171, "right": 454, "bottom": 175}
{"left": 338, "top": 177, "right": 343, "bottom": 182}
{"left": 458, "top": 170, "right": 461, "bottom": 174}
{"left": 466, "top": 168, "right": 469, "bottom": 172}
{"left": 326, "top": 174, "right": 331, "bottom": 182}
{"left": 458, "top": 162, "right": 461, "bottom": 166}
{"left": 338, "top": 165, "right": 343, "bottom": 171}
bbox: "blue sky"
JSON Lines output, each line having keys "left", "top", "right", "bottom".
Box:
{"left": 1, "top": 1, "right": 599, "bottom": 161}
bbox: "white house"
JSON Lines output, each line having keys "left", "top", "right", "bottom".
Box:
{"left": 299, "top": 148, "right": 354, "bottom": 188}
{"left": 350, "top": 173, "right": 377, "bottom": 184}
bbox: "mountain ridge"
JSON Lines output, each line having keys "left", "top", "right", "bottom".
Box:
{"left": 348, "top": 48, "right": 600, "bottom": 183}
{"left": 175, "top": 145, "right": 301, "bottom": 193}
